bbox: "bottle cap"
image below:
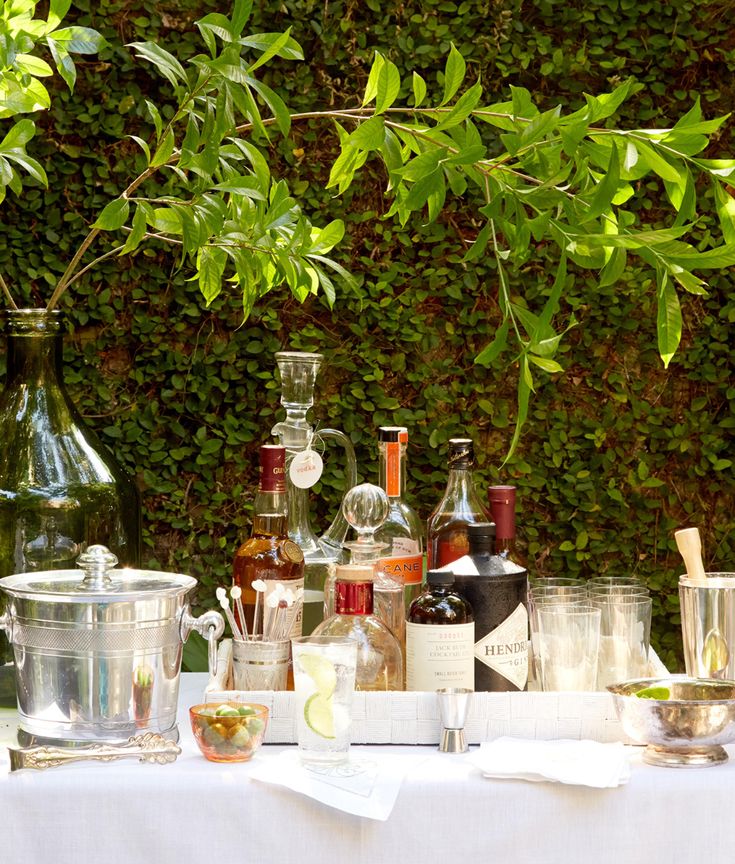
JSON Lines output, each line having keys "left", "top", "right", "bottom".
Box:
{"left": 335, "top": 563, "right": 375, "bottom": 583}
{"left": 447, "top": 438, "right": 474, "bottom": 468}
{"left": 378, "top": 426, "right": 408, "bottom": 443}
{"left": 426, "top": 569, "right": 455, "bottom": 586}
{"left": 487, "top": 485, "right": 516, "bottom": 540}
{"left": 468, "top": 521, "right": 496, "bottom": 554}
{"left": 259, "top": 444, "right": 286, "bottom": 493}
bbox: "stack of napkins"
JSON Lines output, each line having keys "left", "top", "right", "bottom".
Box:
{"left": 473, "top": 737, "right": 631, "bottom": 788}
{"left": 249, "top": 749, "right": 428, "bottom": 821}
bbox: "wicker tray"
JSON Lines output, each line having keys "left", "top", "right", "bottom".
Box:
{"left": 204, "top": 640, "right": 665, "bottom": 745}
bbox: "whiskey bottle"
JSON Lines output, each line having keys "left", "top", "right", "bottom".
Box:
{"left": 447, "top": 522, "right": 528, "bottom": 692}
{"left": 374, "top": 427, "right": 425, "bottom": 610}
{"left": 406, "top": 569, "right": 475, "bottom": 691}
{"left": 427, "top": 438, "right": 490, "bottom": 570}
{"left": 314, "top": 563, "right": 404, "bottom": 691}
{"left": 233, "top": 444, "right": 305, "bottom": 639}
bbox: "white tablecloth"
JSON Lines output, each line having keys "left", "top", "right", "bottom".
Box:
{"left": 1, "top": 673, "right": 733, "bottom": 864}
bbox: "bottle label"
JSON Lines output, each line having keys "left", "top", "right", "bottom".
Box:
{"left": 377, "top": 553, "right": 423, "bottom": 585}
{"left": 260, "top": 577, "right": 304, "bottom": 639}
{"left": 406, "top": 621, "right": 475, "bottom": 691}
{"left": 385, "top": 441, "right": 401, "bottom": 496}
{"left": 289, "top": 450, "right": 323, "bottom": 489}
{"left": 474, "top": 603, "right": 528, "bottom": 690}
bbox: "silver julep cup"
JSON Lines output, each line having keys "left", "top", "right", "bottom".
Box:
{"left": 437, "top": 688, "right": 472, "bottom": 753}
{"left": 680, "top": 574, "right": 735, "bottom": 680}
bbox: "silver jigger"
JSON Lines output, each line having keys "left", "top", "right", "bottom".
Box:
{"left": 437, "top": 688, "right": 472, "bottom": 753}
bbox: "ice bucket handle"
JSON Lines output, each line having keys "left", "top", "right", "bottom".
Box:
{"left": 180, "top": 608, "right": 225, "bottom": 678}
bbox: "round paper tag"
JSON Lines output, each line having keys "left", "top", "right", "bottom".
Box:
{"left": 289, "top": 450, "right": 323, "bottom": 488}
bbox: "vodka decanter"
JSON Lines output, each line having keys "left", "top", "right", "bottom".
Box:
{"left": 271, "top": 351, "right": 358, "bottom": 634}
{"left": 324, "top": 483, "right": 406, "bottom": 649}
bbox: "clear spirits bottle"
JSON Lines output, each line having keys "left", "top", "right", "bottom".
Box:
{"left": 427, "top": 438, "right": 490, "bottom": 570}
{"left": 374, "top": 427, "right": 425, "bottom": 610}
{"left": 314, "top": 563, "right": 404, "bottom": 691}
{"left": 406, "top": 569, "right": 475, "bottom": 691}
{"left": 233, "top": 445, "right": 305, "bottom": 639}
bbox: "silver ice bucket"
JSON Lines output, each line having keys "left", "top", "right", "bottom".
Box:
{"left": 680, "top": 573, "right": 735, "bottom": 680}
{"left": 0, "top": 545, "right": 224, "bottom": 745}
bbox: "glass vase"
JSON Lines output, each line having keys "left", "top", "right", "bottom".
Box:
{"left": 0, "top": 309, "right": 141, "bottom": 682}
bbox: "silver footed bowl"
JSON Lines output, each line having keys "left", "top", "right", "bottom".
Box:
{"left": 608, "top": 675, "right": 735, "bottom": 768}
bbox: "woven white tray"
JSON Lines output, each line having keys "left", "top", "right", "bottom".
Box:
{"left": 204, "top": 640, "right": 664, "bottom": 745}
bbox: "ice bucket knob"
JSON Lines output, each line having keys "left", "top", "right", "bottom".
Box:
{"left": 76, "top": 544, "right": 119, "bottom": 591}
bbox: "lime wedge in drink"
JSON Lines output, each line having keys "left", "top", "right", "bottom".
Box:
{"left": 299, "top": 654, "right": 337, "bottom": 697}
{"left": 634, "top": 686, "right": 671, "bottom": 700}
{"left": 304, "top": 693, "right": 335, "bottom": 739}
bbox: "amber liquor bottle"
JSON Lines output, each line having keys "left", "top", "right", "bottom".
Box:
{"left": 406, "top": 569, "right": 474, "bottom": 691}
{"left": 427, "top": 438, "right": 490, "bottom": 570}
{"left": 233, "top": 444, "right": 305, "bottom": 638}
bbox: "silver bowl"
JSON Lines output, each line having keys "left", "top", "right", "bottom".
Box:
{"left": 608, "top": 676, "right": 735, "bottom": 767}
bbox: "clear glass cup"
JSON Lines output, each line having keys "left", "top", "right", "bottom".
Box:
{"left": 590, "top": 595, "right": 652, "bottom": 688}
{"left": 587, "top": 577, "right": 648, "bottom": 594}
{"left": 232, "top": 637, "right": 290, "bottom": 691}
{"left": 291, "top": 635, "right": 358, "bottom": 763}
{"left": 537, "top": 604, "right": 601, "bottom": 691}
{"left": 528, "top": 588, "right": 589, "bottom": 688}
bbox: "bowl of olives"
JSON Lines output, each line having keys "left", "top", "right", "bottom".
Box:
{"left": 189, "top": 702, "right": 269, "bottom": 762}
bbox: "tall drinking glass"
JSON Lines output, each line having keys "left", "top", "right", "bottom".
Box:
{"left": 590, "top": 595, "right": 652, "bottom": 688}
{"left": 291, "top": 636, "right": 357, "bottom": 763}
{"left": 537, "top": 604, "right": 601, "bottom": 691}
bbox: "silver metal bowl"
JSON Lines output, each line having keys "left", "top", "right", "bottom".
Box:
{"left": 608, "top": 675, "right": 735, "bottom": 767}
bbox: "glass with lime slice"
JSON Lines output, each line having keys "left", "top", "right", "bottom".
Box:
{"left": 291, "top": 636, "right": 357, "bottom": 763}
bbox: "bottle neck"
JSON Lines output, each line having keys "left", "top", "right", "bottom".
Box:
{"left": 378, "top": 440, "right": 406, "bottom": 499}
{"left": 444, "top": 466, "right": 483, "bottom": 506}
{"left": 334, "top": 579, "right": 374, "bottom": 615}
{"left": 252, "top": 489, "right": 288, "bottom": 537}
{"left": 3, "top": 311, "right": 65, "bottom": 388}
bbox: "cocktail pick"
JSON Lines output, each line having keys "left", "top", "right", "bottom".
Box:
{"left": 230, "top": 585, "right": 248, "bottom": 640}
{"left": 218, "top": 592, "right": 243, "bottom": 641}
{"left": 252, "top": 579, "right": 267, "bottom": 638}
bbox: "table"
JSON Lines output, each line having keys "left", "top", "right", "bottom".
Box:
{"left": 1, "top": 673, "right": 732, "bottom": 864}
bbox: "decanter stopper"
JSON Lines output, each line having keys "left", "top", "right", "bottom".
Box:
{"left": 342, "top": 483, "right": 390, "bottom": 564}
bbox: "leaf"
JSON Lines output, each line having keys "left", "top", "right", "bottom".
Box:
{"left": 363, "top": 52, "right": 384, "bottom": 107}
{"left": 463, "top": 222, "right": 492, "bottom": 263}
{"left": 348, "top": 116, "right": 385, "bottom": 150}
{"left": 2, "top": 150, "right": 47, "bottom": 185}
{"left": 13, "top": 54, "right": 53, "bottom": 76}
{"left": 211, "top": 175, "right": 266, "bottom": 199}
{"left": 232, "top": 0, "right": 254, "bottom": 33}
{"left": 656, "top": 271, "right": 681, "bottom": 368}
{"left": 403, "top": 168, "right": 441, "bottom": 211}
{"left": 503, "top": 357, "right": 532, "bottom": 464}
{"left": 150, "top": 128, "right": 175, "bottom": 168}
{"left": 51, "top": 26, "right": 107, "bottom": 54}
{"left": 128, "top": 42, "right": 188, "bottom": 87}
{"left": 92, "top": 198, "right": 130, "bottom": 231}
{"left": 248, "top": 27, "right": 293, "bottom": 74}
{"left": 412, "top": 72, "right": 427, "bottom": 108}
{"left": 475, "top": 319, "right": 509, "bottom": 366}
{"left": 632, "top": 138, "right": 681, "bottom": 183}
{"left": 441, "top": 43, "right": 466, "bottom": 106}
{"left": 583, "top": 142, "right": 620, "bottom": 223}
{"left": 245, "top": 76, "right": 291, "bottom": 136}
{"left": 308, "top": 220, "right": 345, "bottom": 254}
{"left": 530, "top": 355, "right": 563, "bottom": 373}
{"left": 121, "top": 202, "right": 149, "bottom": 254}
{"left": 197, "top": 246, "right": 228, "bottom": 305}
{"left": 238, "top": 32, "right": 303, "bottom": 61}
{"left": 45, "top": 38, "right": 76, "bottom": 92}
{"left": 434, "top": 81, "right": 483, "bottom": 132}
{"left": 0, "top": 119, "right": 35, "bottom": 150}
{"left": 712, "top": 181, "right": 735, "bottom": 244}
{"left": 375, "top": 59, "right": 401, "bottom": 115}
{"left": 598, "top": 247, "right": 627, "bottom": 287}
{"left": 128, "top": 135, "right": 150, "bottom": 163}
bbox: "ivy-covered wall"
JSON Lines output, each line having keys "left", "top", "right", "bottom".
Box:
{"left": 0, "top": 0, "right": 733, "bottom": 669}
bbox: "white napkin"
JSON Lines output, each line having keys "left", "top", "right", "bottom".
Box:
{"left": 473, "top": 737, "right": 631, "bottom": 788}
{"left": 248, "top": 748, "right": 427, "bottom": 821}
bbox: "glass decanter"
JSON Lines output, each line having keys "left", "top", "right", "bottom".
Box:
{"left": 271, "top": 351, "right": 358, "bottom": 635}
{"left": 323, "top": 483, "right": 406, "bottom": 649}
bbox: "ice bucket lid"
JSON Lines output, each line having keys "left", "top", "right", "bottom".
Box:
{"left": 0, "top": 544, "right": 196, "bottom": 601}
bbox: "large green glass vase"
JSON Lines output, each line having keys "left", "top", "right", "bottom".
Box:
{"left": 0, "top": 309, "right": 141, "bottom": 695}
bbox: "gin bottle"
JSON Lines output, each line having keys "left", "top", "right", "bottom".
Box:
{"left": 427, "top": 438, "right": 490, "bottom": 570}
{"left": 314, "top": 564, "right": 404, "bottom": 691}
{"left": 446, "top": 522, "right": 528, "bottom": 692}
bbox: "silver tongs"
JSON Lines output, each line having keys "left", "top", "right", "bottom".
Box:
{"left": 8, "top": 732, "right": 181, "bottom": 772}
